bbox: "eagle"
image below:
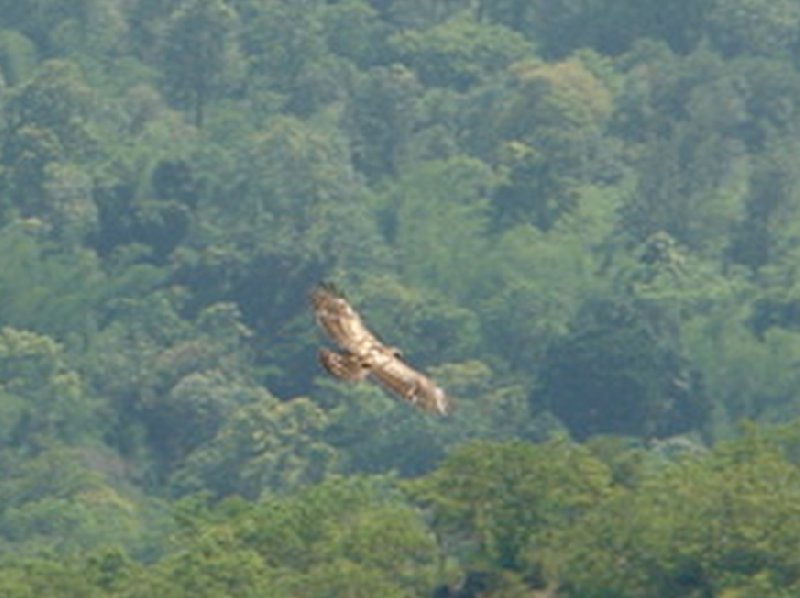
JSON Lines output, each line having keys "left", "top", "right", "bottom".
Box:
{"left": 311, "top": 283, "right": 450, "bottom": 415}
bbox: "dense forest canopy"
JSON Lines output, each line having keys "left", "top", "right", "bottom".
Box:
{"left": 2, "top": 0, "right": 800, "bottom": 595}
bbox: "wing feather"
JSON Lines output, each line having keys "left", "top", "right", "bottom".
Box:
{"left": 369, "top": 349, "right": 450, "bottom": 415}
{"left": 318, "top": 348, "right": 370, "bottom": 382}
{"left": 311, "top": 284, "right": 379, "bottom": 354}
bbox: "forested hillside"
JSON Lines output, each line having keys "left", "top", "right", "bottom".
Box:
{"left": 2, "top": 0, "right": 800, "bottom": 595}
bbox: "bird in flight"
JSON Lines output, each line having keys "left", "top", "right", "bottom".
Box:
{"left": 311, "top": 283, "right": 450, "bottom": 415}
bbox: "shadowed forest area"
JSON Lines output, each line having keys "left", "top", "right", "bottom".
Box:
{"left": 3, "top": 0, "right": 800, "bottom": 595}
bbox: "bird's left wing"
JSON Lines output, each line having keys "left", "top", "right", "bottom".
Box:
{"left": 369, "top": 349, "right": 450, "bottom": 416}
{"left": 311, "top": 284, "right": 380, "bottom": 354}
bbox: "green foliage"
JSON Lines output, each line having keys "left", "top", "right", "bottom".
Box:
{"left": 241, "top": 477, "right": 442, "bottom": 595}
{"left": 389, "top": 15, "right": 532, "bottom": 90}
{"left": 0, "top": 327, "right": 98, "bottom": 448}
{"left": 489, "top": 57, "right": 615, "bottom": 229}
{"left": 0, "top": 221, "right": 164, "bottom": 338}
{"left": 547, "top": 429, "right": 800, "bottom": 596}
{"left": 0, "top": 59, "right": 99, "bottom": 232}
{"left": 406, "top": 440, "right": 612, "bottom": 575}
{"left": 540, "top": 294, "right": 708, "bottom": 440}
{"left": 345, "top": 63, "right": 422, "bottom": 178}
{"left": 172, "top": 396, "right": 336, "bottom": 499}
{"left": 3, "top": 59, "right": 93, "bottom": 153}
{"left": 476, "top": 210, "right": 609, "bottom": 376}
{"left": 479, "top": 0, "right": 712, "bottom": 57}
{"left": 0, "top": 29, "right": 37, "bottom": 86}
{"left": 381, "top": 156, "right": 497, "bottom": 301}
{"left": 709, "top": 0, "right": 800, "bottom": 58}
{"left": 321, "top": 379, "right": 451, "bottom": 477}
{"left": 0, "top": 445, "right": 172, "bottom": 559}
{"left": 321, "top": 0, "right": 388, "bottom": 68}
{"left": 125, "top": 477, "right": 442, "bottom": 596}
{"left": 729, "top": 136, "right": 800, "bottom": 270}
{"left": 160, "top": 0, "right": 242, "bottom": 128}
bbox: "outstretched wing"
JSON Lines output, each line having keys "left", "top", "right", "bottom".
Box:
{"left": 312, "top": 282, "right": 450, "bottom": 416}
{"left": 311, "top": 283, "right": 380, "bottom": 354}
{"left": 369, "top": 349, "right": 451, "bottom": 416}
{"left": 318, "top": 348, "right": 370, "bottom": 382}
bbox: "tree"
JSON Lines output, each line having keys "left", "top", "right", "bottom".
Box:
{"left": 709, "top": 0, "right": 800, "bottom": 58}
{"left": 547, "top": 428, "right": 800, "bottom": 596}
{"left": 619, "top": 123, "right": 747, "bottom": 255}
{"left": 406, "top": 440, "right": 612, "bottom": 588}
{"left": 614, "top": 47, "right": 749, "bottom": 255}
{"left": 488, "top": 57, "right": 615, "bottom": 230}
{"left": 345, "top": 64, "right": 422, "bottom": 178}
{"left": 477, "top": 0, "right": 711, "bottom": 58}
{"left": 0, "top": 0, "right": 93, "bottom": 54}
{"left": 238, "top": 477, "right": 442, "bottom": 594}
{"left": 0, "top": 445, "right": 172, "bottom": 559}
{"left": 388, "top": 15, "right": 532, "bottom": 90}
{"left": 383, "top": 156, "right": 496, "bottom": 301}
{"left": 378, "top": 0, "right": 475, "bottom": 29}
{"left": 728, "top": 137, "right": 800, "bottom": 270}
{"left": 3, "top": 59, "right": 92, "bottom": 156}
{"left": 0, "top": 29, "right": 38, "bottom": 86}
{"left": 138, "top": 477, "right": 442, "bottom": 596}
{"left": 160, "top": 0, "right": 242, "bottom": 128}
{"left": 0, "top": 327, "right": 98, "bottom": 450}
{"left": 172, "top": 397, "right": 336, "bottom": 499}
{"left": 320, "top": 378, "right": 451, "bottom": 478}
{"left": 0, "top": 220, "right": 164, "bottom": 338}
{"left": 321, "top": 0, "right": 389, "bottom": 68}
{"left": 539, "top": 295, "right": 707, "bottom": 440}
{"left": 238, "top": 0, "right": 337, "bottom": 115}
{"left": 92, "top": 193, "right": 191, "bottom": 263}
{"left": 2, "top": 60, "right": 94, "bottom": 216}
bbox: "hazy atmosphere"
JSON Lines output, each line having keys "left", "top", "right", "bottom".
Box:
{"left": 1, "top": 0, "right": 800, "bottom": 595}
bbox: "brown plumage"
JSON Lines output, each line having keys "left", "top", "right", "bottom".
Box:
{"left": 311, "top": 283, "right": 450, "bottom": 415}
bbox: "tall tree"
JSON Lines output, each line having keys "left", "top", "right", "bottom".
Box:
{"left": 709, "top": 0, "right": 800, "bottom": 58}
{"left": 160, "top": 0, "right": 242, "bottom": 128}
{"left": 345, "top": 64, "right": 422, "bottom": 178}
{"left": 488, "top": 57, "right": 615, "bottom": 230}
{"left": 406, "top": 440, "right": 611, "bottom": 584}
{"left": 2, "top": 60, "right": 94, "bottom": 218}
{"left": 388, "top": 15, "right": 532, "bottom": 90}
